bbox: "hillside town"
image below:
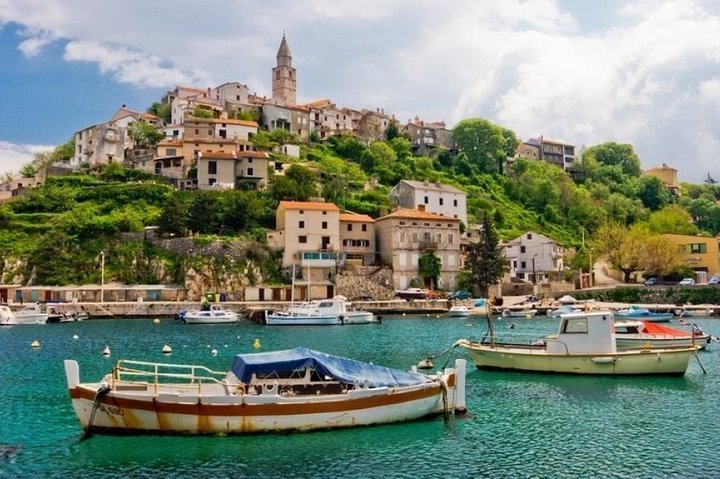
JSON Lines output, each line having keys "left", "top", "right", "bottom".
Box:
{"left": 0, "top": 35, "right": 717, "bottom": 305}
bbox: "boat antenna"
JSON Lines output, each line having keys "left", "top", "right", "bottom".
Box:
{"left": 486, "top": 298, "right": 495, "bottom": 346}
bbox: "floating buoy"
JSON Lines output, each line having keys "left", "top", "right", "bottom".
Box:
{"left": 436, "top": 315, "right": 440, "bottom": 318}
{"left": 153, "top": 318, "right": 160, "bottom": 324}
{"left": 102, "top": 345, "right": 111, "bottom": 356}
{"left": 224, "top": 344, "right": 228, "bottom": 348}
{"left": 30, "top": 340, "right": 40, "bottom": 348}
{"left": 162, "top": 344, "right": 172, "bottom": 354}
{"left": 402, "top": 313, "right": 406, "bottom": 317}
{"left": 72, "top": 334, "right": 79, "bottom": 340}
{"left": 253, "top": 338, "right": 261, "bottom": 350}
{"left": 211, "top": 349, "right": 218, "bottom": 356}
{"left": 417, "top": 358, "right": 434, "bottom": 369}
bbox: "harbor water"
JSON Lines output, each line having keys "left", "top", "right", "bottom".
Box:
{"left": 2, "top": 314, "right": 720, "bottom": 478}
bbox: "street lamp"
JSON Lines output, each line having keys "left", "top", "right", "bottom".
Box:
{"left": 100, "top": 251, "right": 105, "bottom": 303}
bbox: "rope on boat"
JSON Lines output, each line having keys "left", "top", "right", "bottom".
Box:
{"left": 82, "top": 383, "right": 111, "bottom": 440}
{"left": 440, "top": 380, "right": 449, "bottom": 423}
{"left": 694, "top": 354, "right": 707, "bottom": 375}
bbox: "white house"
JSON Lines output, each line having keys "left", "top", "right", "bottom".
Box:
{"left": 389, "top": 180, "right": 468, "bottom": 227}
{"left": 503, "top": 231, "right": 565, "bottom": 284}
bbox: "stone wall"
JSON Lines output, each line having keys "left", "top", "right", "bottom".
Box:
{"left": 335, "top": 267, "right": 396, "bottom": 300}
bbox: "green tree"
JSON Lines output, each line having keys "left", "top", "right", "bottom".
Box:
{"left": 418, "top": 253, "right": 441, "bottom": 289}
{"left": 192, "top": 107, "right": 214, "bottom": 119}
{"left": 453, "top": 118, "right": 518, "bottom": 174}
{"left": 385, "top": 121, "right": 401, "bottom": 141}
{"left": 158, "top": 194, "right": 189, "bottom": 237}
{"left": 147, "top": 102, "right": 171, "bottom": 123}
{"left": 464, "top": 215, "right": 505, "bottom": 296}
{"left": 582, "top": 142, "right": 642, "bottom": 178}
{"left": 640, "top": 234, "right": 683, "bottom": 279}
{"left": 646, "top": 205, "right": 698, "bottom": 235}
{"left": 591, "top": 223, "right": 648, "bottom": 282}
{"left": 128, "top": 121, "right": 164, "bottom": 147}
{"left": 637, "top": 176, "right": 671, "bottom": 211}
{"left": 268, "top": 165, "right": 318, "bottom": 201}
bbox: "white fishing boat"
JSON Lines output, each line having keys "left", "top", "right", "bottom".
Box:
{"left": 448, "top": 306, "right": 472, "bottom": 317}
{"left": 12, "top": 303, "right": 49, "bottom": 325}
{"left": 265, "top": 296, "right": 376, "bottom": 325}
{"left": 63, "top": 347, "right": 467, "bottom": 435}
{"left": 177, "top": 304, "right": 238, "bottom": 324}
{"left": 456, "top": 310, "right": 698, "bottom": 375}
{"left": 0, "top": 304, "right": 16, "bottom": 326}
{"left": 614, "top": 320, "right": 711, "bottom": 350}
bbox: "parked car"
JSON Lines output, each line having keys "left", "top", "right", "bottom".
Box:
{"left": 644, "top": 277, "right": 659, "bottom": 286}
{"left": 448, "top": 290, "right": 473, "bottom": 300}
{"left": 425, "top": 290, "right": 443, "bottom": 300}
{"left": 709, "top": 275, "right": 720, "bottom": 285}
{"left": 394, "top": 288, "right": 427, "bottom": 300}
{"left": 679, "top": 278, "right": 695, "bottom": 286}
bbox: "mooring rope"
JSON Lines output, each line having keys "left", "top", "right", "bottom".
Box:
{"left": 83, "top": 383, "right": 111, "bottom": 440}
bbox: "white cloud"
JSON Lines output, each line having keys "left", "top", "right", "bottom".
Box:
{"left": 63, "top": 40, "right": 209, "bottom": 88}
{"left": 0, "top": 141, "right": 53, "bottom": 176}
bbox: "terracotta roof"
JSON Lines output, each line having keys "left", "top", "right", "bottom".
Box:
{"left": 158, "top": 140, "right": 182, "bottom": 146}
{"left": 199, "top": 151, "right": 236, "bottom": 160}
{"left": 376, "top": 208, "right": 460, "bottom": 222}
{"left": 339, "top": 213, "right": 374, "bottom": 223}
{"left": 209, "top": 118, "right": 258, "bottom": 127}
{"left": 237, "top": 151, "right": 268, "bottom": 159}
{"left": 645, "top": 165, "right": 677, "bottom": 172}
{"left": 397, "top": 180, "right": 465, "bottom": 195}
{"left": 279, "top": 201, "right": 340, "bottom": 212}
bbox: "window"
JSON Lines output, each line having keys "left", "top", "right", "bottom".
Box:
{"left": 298, "top": 235, "right": 307, "bottom": 244}
{"left": 208, "top": 129, "right": 212, "bottom": 135}
{"left": 166, "top": 148, "right": 176, "bottom": 156}
{"left": 347, "top": 224, "right": 353, "bottom": 232}
{"left": 362, "top": 224, "right": 367, "bottom": 232}
{"left": 520, "top": 246, "right": 526, "bottom": 253}
{"left": 527, "top": 233, "right": 533, "bottom": 240}
{"left": 209, "top": 178, "right": 216, "bottom": 186}
{"left": 439, "top": 198, "right": 444, "bottom": 206}
{"left": 322, "top": 211, "right": 327, "bottom": 215}
{"left": 299, "top": 221, "right": 305, "bottom": 229}
{"left": 453, "top": 199, "right": 458, "bottom": 207}
{"left": 247, "top": 168, "right": 253, "bottom": 176}
{"left": 208, "top": 161, "right": 217, "bottom": 174}
{"left": 563, "top": 317, "right": 588, "bottom": 333}
{"left": 195, "top": 129, "right": 199, "bottom": 134}
{"left": 412, "top": 233, "right": 418, "bottom": 241}
{"left": 424, "top": 232, "right": 431, "bottom": 242}
{"left": 521, "top": 261, "right": 526, "bottom": 269}
{"left": 449, "top": 234, "right": 454, "bottom": 244}
{"left": 322, "top": 221, "right": 327, "bottom": 229}
{"left": 424, "top": 196, "right": 429, "bottom": 204}
{"left": 299, "top": 210, "right": 304, "bottom": 214}
{"left": 400, "top": 232, "right": 406, "bottom": 242}
{"left": 689, "top": 243, "right": 707, "bottom": 254}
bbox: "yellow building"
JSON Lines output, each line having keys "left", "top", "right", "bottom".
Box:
{"left": 663, "top": 234, "right": 720, "bottom": 277}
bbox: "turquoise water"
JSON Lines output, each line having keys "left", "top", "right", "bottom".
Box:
{"left": 1, "top": 315, "right": 720, "bottom": 478}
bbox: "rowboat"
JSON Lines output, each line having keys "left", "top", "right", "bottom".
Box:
{"left": 64, "top": 348, "right": 466, "bottom": 435}
{"left": 448, "top": 306, "right": 472, "bottom": 317}
{"left": 456, "top": 310, "right": 698, "bottom": 375}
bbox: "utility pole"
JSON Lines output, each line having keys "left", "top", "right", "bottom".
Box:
{"left": 100, "top": 251, "right": 105, "bottom": 303}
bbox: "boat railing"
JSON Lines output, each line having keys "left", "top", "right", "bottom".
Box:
{"left": 113, "top": 360, "right": 228, "bottom": 389}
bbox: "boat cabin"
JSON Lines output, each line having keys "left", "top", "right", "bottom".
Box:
{"left": 546, "top": 311, "right": 616, "bottom": 355}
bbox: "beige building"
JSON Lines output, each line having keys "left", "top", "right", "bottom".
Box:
{"left": 375, "top": 207, "right": 461, "bottom": 290}
{"left": 339, "top": 212, "right": 375, "bottom": 266}
{"left": 261, "top": 103, "right": 310, "bottom": 140}
{"left": 303, "top": 99, "right": 354, "bottom": 139}
{"left": 646, "top": 164, "right": 680, "bottom": 196}
{"left": 390, "top": 180, "right": 468, "bottom": 227}
{"left": 196, "top": 150, "right": 270, "bottom": 190}
{"left": 358, "top": 108, "right": 393, "bottom": 142}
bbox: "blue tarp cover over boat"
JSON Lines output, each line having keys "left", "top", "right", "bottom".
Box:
{"left": 230, "top": 347, "right": 430, "bottom": 388}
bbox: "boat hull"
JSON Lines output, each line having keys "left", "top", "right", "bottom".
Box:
{"left": 182, "top": 315, "right": 238, "bottom": 324}
{"left": 265, "top": 312, "right": 376, "bottom": 325}
{"left": 616, "top": 336, "right": 710, "bottom": 350}
{"left": 13, "top": 313, "right": 48, "bottom": 325}
{"left": 614, "top": 312, "right": 674, "bottom": 323}
{"left": 457, "top": 340, "right": 696, "bottom": 375}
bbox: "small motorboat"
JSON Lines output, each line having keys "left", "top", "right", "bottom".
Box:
{"left": 63, "top": 347, "right": 467, "bottom": 435}
{"left": 547, "top": 305, "right": 580, "bottom": 319}
{"left": 265, "top": 296, "right": 376, "bottom": 325}
{"left": 675, "top": 307, "right": 714, "bottom": 318}
{"left": 501, "top": 308, "right": 537, "bottom": 319}
{"left": 177, "top": 304, "right": 238, "bottom": 324}
{"left": 0, "top": 304, "right": 16, "bottom": 326}
{"left": 613, "top": 306, "right": 674, "bottom": 322}
{"left": 12, "top": 303, "right": 49, "bottom": 325}
{"left": 448, "top": 305, "right": 472, "bottom": 317}
{"left": 614, "top": 320, "right": 712, "bottom": 350}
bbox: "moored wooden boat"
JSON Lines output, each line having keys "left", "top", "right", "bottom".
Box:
{"left": 614, "top": 320, "right": 711, "bottom": 350}
{"left": 177, "top": 304, "right": 238, "bottom": 324}
{"left": 456, "top": 311, "right": 698, "bottom": 375}
{"left": 265, "top": 296, "right": 376, "bottom": 325}
{"left": 64, "top": 347, "right": 466, "bottom": 435}
{"left": 448, "top": 306, "right": 472, "bottom": 317}
{"left": 501, "top": 308, "right": 537, "bottom": 319}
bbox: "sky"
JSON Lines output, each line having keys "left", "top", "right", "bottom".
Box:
{"left": 0, "top": 0, "right": 719, "bottom": 182}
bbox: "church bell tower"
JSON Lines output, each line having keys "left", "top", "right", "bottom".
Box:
{"left": 272, "top": 34, "right": 297, "bottom": 106}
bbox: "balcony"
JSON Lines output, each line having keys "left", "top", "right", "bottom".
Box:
{"left": 301, "top": 251, "right": 339, "bottom": 267}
